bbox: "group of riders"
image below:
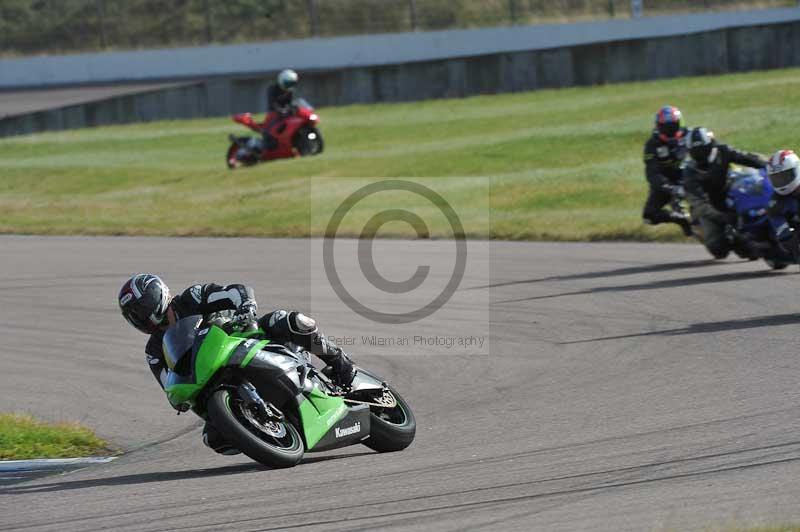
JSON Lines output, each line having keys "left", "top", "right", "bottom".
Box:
{"left": 642, "top": 105, "right": 800, "bottom": 262}
{"left": 264, "top": 83, "right": 800, "bottom": 263}
{"left": 117, "top": 85, "right": 800, "bottom": 456}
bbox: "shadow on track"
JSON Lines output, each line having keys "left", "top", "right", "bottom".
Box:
{"left": 0, "top": 451, "right": 374, "bottom": 494}
{"left": 494, "top": 270, "right": 781, "bottom": 304}
{"left": 560, "top": 313, "right": 800, "bottom": 344}
{"left": 468, "top": 259, "right": 732, "bottom": 291}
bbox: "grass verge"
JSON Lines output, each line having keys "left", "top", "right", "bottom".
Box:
{"left": 0, "top": 68, "right": 798, "bottom": 241}
{"left": 0, "top": 413, "right": 113, "bottom": 460}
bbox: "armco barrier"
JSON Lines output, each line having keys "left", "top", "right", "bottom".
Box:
{"left": 1, "top": 8, "right": 799, "bottom": 137}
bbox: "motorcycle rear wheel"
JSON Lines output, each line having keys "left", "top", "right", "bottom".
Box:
{"left": 226, "top": 143, "right": 240, "bottom": 169}
{"left": 226, "top": 138, "right": 261, "bottom": 169}
{"left": 208, "top": 389, "right": 304, "bottom": 468}
{"left": 362, "top": 386, "right": 416, "bottom": 453}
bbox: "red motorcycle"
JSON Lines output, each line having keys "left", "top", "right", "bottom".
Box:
{"left": 226, "top": 98, "right": 324, "bottom": 169}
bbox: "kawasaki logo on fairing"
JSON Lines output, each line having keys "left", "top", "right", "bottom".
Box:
{"left": 334, "top": 422, "right": 361, "bottom": 438}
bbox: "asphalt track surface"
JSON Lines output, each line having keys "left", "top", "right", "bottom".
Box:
{"left": 2, "top": 235, "right": 800, "bottom": 531}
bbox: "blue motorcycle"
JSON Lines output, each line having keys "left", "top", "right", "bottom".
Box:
{"left": 725, "top": 168, "right": 795, "bottom": 269}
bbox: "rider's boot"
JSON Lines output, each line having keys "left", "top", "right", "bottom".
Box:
{"left": 732, "top": 236, "right": 759, "bottom": 260}
{"left": 321, "top": 346, "right": 356, "bottom": 389}
{"left": 670, "top": 212, "right": 693, "bottom": 237}
{"left": 202, "top": 422, "right": 241, "bottom": 456}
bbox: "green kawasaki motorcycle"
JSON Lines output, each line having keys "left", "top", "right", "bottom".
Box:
{"left": 162, "top": 315, "right": 415, "bottom": 468}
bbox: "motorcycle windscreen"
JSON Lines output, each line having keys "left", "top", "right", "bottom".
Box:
{"left": 162, "top": 315, "right": 204, "bottom": 372}
{"left": 294, "top": 97, "right": 313, "bottom": 110}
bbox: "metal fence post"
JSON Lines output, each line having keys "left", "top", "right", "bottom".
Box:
{"left": 203, "top": 0, "right": 214, "bottom": 43}
{"left": 97, "top": 0, "right": 107, "bottom": 48}
{"left": 631, "top": 0, "right": 643, "bottom": 18}
{"left": 409, "top": 0, "right": 418, "bottom": 30}
{"left": 307, "top": 0, "right": 318, "bottom": 37}
{"left": 508, "top": 0, "right": 517, "bottom": 24}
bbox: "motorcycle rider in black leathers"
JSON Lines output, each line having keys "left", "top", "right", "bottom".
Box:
{"left": 642, "top": 105, "right": 693, "bottom": 237}
{"left": 261, "top": 69, "right": 299, "bottom": 150}
{"left": 683, "top": 127, "right": 767, "bottom": 259}
{"left": 118, "top": 273, "right": 355, "bottom": 455}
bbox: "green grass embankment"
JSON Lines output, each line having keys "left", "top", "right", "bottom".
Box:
{"left": 1, "top": 68, "right": 798, "bottom": 241}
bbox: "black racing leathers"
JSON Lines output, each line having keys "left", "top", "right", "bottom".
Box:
{"left": 267, "top": 84, "right": 294, "bottom": 115}
{"left": 642, "top": 130, "right": 690, "bottom": 229}
{"left": 145, "top": 283, "right": 257, "bottom": 388}
{"left": 262, "top": 84, "right": 296, "bottom": 148}
{"left": 684, "top": 144, "right": 766, "bottom": 214}
{"left": 257, "top": 310, "right": 355, "bottom": 384}
{"left": 144, "top": 283, "right": 353, "bottom": 390}
{"left": 684, "top": 144, "right": 767, "bottom": 258}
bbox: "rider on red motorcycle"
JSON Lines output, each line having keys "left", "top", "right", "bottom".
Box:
{"left": 227, "top": 69, "right": 321, "bottom": 167}
{"left": 262, "top": 69, "right": 299, "bottom": 150}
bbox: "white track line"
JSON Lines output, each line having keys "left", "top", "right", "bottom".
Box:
{"left": 0, "top": 457, "right": 116, "bottom": 472}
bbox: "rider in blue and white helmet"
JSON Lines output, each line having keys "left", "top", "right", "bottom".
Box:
{"left": 766, "top": 150, "right": 800, "bottom": 261}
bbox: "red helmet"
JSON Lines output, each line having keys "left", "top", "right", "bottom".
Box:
{"left": 118, "top": 274, "right": 171, "bottom": 334}
{"left": 655, "top": 105, "right": 685, "bottom": 142}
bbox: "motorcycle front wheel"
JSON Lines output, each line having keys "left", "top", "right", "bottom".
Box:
{"left": 765, "top": 258, "right": 790, "bottom": 270}
{"left": 208, "top": 389, "right": 304, "bottom": 468}
{"left": 294, "top": 126, "right": 324, "bottom": 156}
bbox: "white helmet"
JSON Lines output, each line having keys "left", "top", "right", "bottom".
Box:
{"left": 277, "top": 69, "right": 298, "bottom": 91}
{"left": 767, "top": 149, "right": 800, "bottom": 196}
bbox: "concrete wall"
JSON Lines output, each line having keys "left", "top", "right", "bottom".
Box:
{"left": 2, "top": 7, "right": 799, "bottom": 89}
{"left": 2, "top": 16, "right": 799, "bottom": 137}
